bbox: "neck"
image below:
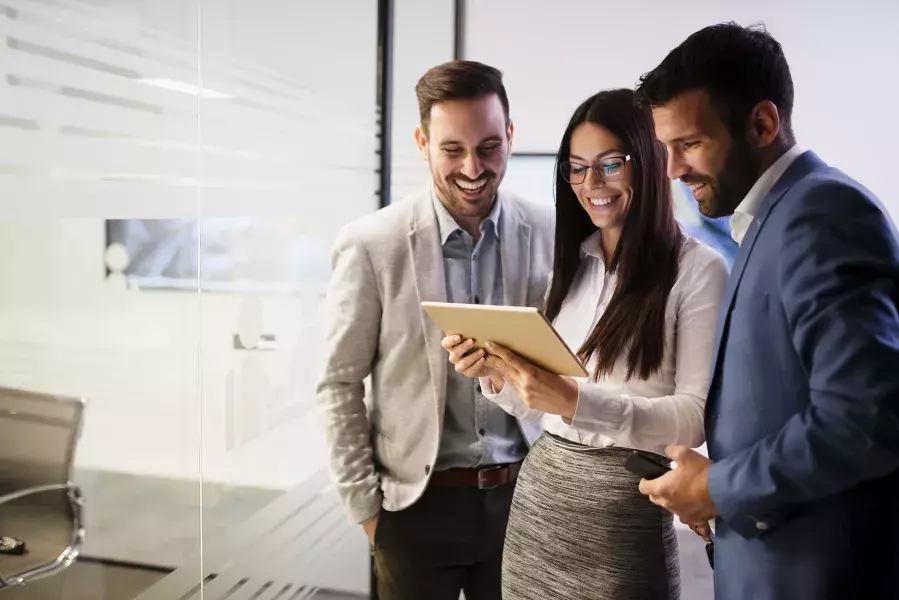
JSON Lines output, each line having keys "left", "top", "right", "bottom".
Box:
{"left": 436, "top": 192, "right": 494, "bottom": 242}
{"left": 755, "top": 139, "right": 795, "bottom": 179}
{"left": 456, "top": 214, "right": 484, "bottom": 242}
{"left": 600, "top": 226, "right": 621, "bottom": 264}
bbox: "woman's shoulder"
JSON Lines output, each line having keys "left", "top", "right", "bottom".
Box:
{"left": 679, "top": 234, "right": 727, "bottom": 272}
{"left": 675, "top": 235, "right": 729, "bottom": 289}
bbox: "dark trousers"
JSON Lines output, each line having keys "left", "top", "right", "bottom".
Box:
{"left": 371, "top": 480, "right": 516, "bottom": 600}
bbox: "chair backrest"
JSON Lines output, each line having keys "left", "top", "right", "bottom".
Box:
{"left": 0, "top": 387, "right": 85, "bottom": 503}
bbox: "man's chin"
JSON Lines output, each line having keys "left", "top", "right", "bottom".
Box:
{"left": 695, "top": 191, "right": 732, "bottom": 219}
{"left": 696, "top": 199, "right": 718, "bottom": 219}
{"left": 453, "top": 189, "right": 495, "bottom": 211}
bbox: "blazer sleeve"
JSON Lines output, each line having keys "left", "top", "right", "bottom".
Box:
{"left": 708, "top": 179, "right": 899, "bottom": 539}
{"left": 315, "top": 225, "right": 383, "bottom": 524}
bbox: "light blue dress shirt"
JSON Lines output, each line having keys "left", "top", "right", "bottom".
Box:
{"left": 431, "top": 192, "right": 528, "bottom": 470}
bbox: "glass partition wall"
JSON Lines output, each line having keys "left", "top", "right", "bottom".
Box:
{"left": 0, "top": 0, "right": 382, "bottom": 597}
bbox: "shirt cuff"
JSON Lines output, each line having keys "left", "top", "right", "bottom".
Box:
{"left": 346, "top": 486, "right": 384, "bottom": 525}
{"left": 569, "top": 380, "right": 625, "bottom": 432}
{"left": 479, "top": 376, "right": 503, "bottom": 399}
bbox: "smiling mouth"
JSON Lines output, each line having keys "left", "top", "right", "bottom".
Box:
{"left": 683, "top": 181, "right": 709, "bottom": 197}
{"left": 454, "top": 178, "right": 488, "bottom": 194}
{"left": 586, "top": 195, "right": 617, "bottom": 207}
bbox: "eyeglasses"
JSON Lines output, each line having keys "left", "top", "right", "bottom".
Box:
{"left": 559, "top": 155, "right": 631, "bottom": 185}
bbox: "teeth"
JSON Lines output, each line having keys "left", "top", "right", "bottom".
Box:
{"left": 589, "top": 197, "right": 614, "bottom": 207}
{"left": 455, "top": 179, "right": 487, "bottom": 191}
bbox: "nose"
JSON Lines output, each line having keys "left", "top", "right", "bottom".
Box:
{"left": 583, "top": 165, "right": 602, "bottom": 188}
{"left": 461, "top": 152, "right": 484, "bottom": 180}
{"left": 667, "top": 149, "right": 689, "bottom": 181}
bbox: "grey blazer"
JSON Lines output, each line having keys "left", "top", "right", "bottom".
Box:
{"left": 316, "top": 186, "right": 554, "bottom": 523}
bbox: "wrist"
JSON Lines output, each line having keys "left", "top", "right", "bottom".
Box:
{"left": 697, "top": 464, "right": 718, "bottom": 518}
{"left": 561, "top": 377, "right": 578, "bottom": 421}
{"left": 488, "top": 374, "right": 505, "bottom": 392}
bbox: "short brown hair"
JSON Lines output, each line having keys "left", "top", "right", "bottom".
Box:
{"left": 415, "top": 60, "right": 510, "bottom": 136}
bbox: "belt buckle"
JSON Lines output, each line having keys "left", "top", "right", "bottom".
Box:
{"left": 477, "top": 465, "right": 504, "bottom": 490}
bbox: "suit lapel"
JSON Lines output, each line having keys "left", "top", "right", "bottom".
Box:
{"left": 706, "top": 152, "right": 826, "bottom": 411}
{"left": 408, "top": 193, "right": 448, "bottom": 416}
{"left": 500, "top": 197, "right": 532, "bottom": 307}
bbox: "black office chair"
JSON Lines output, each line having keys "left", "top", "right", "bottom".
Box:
{"left": 0, "top": 386, "right": 86, "bottom": 590}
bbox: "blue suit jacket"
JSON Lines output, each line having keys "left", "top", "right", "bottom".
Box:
{"left": 706, "top": 151, "right": 899, "bottom": 600}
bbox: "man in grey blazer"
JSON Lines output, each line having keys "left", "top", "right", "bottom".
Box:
{"left": 316, "top": 61, "right": 553, "bottom": 600}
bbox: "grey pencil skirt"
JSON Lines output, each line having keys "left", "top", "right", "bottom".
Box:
{"left": 501, "top": 433, "right": 680, "bottom": 600}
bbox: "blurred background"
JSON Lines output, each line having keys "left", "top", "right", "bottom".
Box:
{"left": 0, "top": 0, "right": 896, "bottom": 598}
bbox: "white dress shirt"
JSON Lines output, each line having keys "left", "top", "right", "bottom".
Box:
{"left": 730, "top": 145, "right": 807, "bottom": 245}
{"left": 482, "top": 233, "right": 728, "bottom": 455}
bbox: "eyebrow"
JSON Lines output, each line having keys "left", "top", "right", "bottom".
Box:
{"left": 569, "top": 148, "right": 626, "bottom": 162}
{"left": 440, "top": 136, "right": 504, "bottom": 146}
{"left": 667, "top": 134, "right": 702, "bottom": 144}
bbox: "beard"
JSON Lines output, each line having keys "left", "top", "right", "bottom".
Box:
{"left": 683, "top": 140, "right": 761, "bottom": 219}
{"left": 431, "top": 163, "right": 503, "bottom": 219}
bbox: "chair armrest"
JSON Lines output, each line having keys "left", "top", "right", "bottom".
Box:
{"left": 0, "top": 483, "right": 74, "bottom": 506}
{"left": 0, "top": 482, "right": 85, "bottom": 589}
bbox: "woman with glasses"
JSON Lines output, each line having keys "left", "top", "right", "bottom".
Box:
{"left": 442, "top": 89, "right": 727, "bottom": 599}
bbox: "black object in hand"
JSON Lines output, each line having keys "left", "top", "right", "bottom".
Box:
{"left": 705, "top": 540, "right": 715, "bottom": 569}
{"left": 623, "top": 450, "right": 672, "bottom": 480}
{"left": 0, "top": 536, "right": 27, "bottom": 555}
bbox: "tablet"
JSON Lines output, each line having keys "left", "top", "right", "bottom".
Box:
{"left": 421, "top": 302, "right": 589, "bottom": 378}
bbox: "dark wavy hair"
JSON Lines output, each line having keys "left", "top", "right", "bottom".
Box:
{"left": 635, "top": 22, "right": 795, "bottom": 142}
{"left": 545, "top": 89, "right": 682, "bottom": 381}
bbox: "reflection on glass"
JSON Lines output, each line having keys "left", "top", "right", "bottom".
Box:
{"left": 106, "top": 219, "right": 330, "bottom": 292}
{"left": 1, "top": 0, "right": 379, "bottom": 597}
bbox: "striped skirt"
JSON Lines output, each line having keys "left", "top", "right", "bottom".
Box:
{"left": 502, "top": 433, "right": 680, "bottom": 600}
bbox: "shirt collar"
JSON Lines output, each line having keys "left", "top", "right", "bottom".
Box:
{"left": 730, "top": 144, "right": 806, "bottom": 244}
{"left": 579, "top": 230, "right": 605, "bottom": 260}
{"left": 430, "top": 185, "right": 502, "bottom": 246}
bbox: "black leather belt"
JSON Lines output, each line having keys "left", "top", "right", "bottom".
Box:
{"left": 429, "top": 461, "right": 523, "bottom": 490}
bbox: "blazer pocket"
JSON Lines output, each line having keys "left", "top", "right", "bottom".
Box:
{"left": 372, "top": 426, "right": 393, "bottom": 441}
{"left": 371, "top": 429, "right": 395, "bottom": 472}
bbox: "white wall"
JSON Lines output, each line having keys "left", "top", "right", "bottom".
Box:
{"left": 390, "top": 0, "right": 455, "bottom": 201}
{"left": 465, "top": 0, "right": 899, "bottom": 217}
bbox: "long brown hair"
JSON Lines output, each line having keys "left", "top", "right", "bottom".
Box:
{"left": 545, "top": 89, "right": 682, "bottom": 381}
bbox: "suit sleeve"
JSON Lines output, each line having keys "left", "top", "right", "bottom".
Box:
{"left": 708, "top": 181, "right": 899, "bottom": 538}
{"left": 315, "top": 226, "right": 383, "bottom": 524}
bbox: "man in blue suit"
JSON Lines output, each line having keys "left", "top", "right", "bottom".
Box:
{"left": 636, "top": 23, "right": 899, "bottom": 599}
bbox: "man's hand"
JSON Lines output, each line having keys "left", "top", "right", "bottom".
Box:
{"left": 362, "top": 513, "right": 379, "bottom": 545}
{"left": 687, "top": 520, "right": 712, "bottom": 543}
{"left": 441, "top": 336, "right": 504, "bottom": 390}
{"left": 484, "top": 341, "right": 579, "bottom": 420}
{"left": 638, "top": 445, "right": 718, "bottom": 525}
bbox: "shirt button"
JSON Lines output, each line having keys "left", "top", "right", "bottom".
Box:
{"left": 755, "top": 520, "right": 769, "bottom": 531}
{"left": 476, "top": 384, "right": 482, "bottom": 394}
{"left": 474, "top": 296, "right": 481, "bottom": 304}
{"left": 424, "top": 465, "right": 431, "bottom": 475}
{"left": 478, "top": 428, "right": 486, "bottom": 436}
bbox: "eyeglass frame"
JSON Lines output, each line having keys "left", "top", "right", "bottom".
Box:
{"left": 558, "top": 154, "right": 632, "bottom": 185}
